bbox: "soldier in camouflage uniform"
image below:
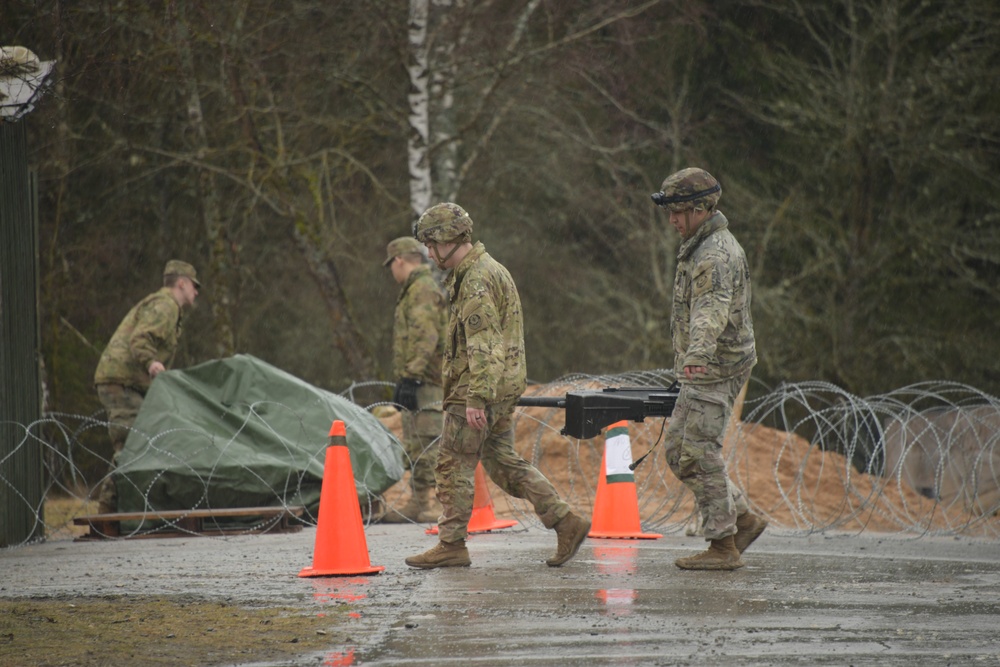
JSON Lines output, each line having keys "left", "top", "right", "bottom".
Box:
{"left": 405, "top": 203, "right": 590, "bottom": 569}
{"left": 92, "top": 260, "right": 201, "bottom": 513}
{"left": 651, "top": 168, "right": 768, "bottom": 570}
{"left": 380, "top": 236, "right": 446, "bottom": 523}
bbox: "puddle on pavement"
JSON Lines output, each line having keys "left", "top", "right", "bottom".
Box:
{"left": 307, "top": 576, "right": 377, "bottom": 665}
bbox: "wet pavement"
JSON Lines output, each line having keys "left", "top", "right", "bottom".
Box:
{"left": 3, "top": 524, "right": 999, "bottom": 665}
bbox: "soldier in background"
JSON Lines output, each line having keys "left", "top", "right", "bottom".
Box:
{"left": 405, "top": 203, "right": 590, "bottom": 569}
{"left": 380, "top": 236, "right": 446, "bottom": 523}
{"left": 92, "top": 260, "right": 200, "bottom": 513}
{"left": 651, "top": 167, "right": 768, "bottom": 570}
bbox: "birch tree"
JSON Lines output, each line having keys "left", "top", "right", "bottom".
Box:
{"left": 406, "top": 0, "right": 668, "bottom": 216}
{"left": 407, "top": 0, "right": 433, "bottom": 222}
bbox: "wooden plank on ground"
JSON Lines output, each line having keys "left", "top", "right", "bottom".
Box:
{"left": 72, "top": 506, "right": 306, "bottom": 541}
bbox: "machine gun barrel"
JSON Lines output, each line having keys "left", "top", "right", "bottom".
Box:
{"left": 515, "top": 396, "right": 566, "bottom": 409}
{"left": 517, "top": 383, "right": 679, "bottom": 440}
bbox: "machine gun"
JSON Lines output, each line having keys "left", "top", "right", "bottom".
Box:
{"left": 516, "top": 382, "right": 680, "bottom": 441}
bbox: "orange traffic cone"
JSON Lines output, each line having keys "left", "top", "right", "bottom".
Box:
{"left": 426, "top": 462, "right": 519, "bottom": 536}
{"left": 299, "top": 420, "right": 385, "bottom": 577}
{"left": 588, "top": 421, "right": 662, "bottom": 540}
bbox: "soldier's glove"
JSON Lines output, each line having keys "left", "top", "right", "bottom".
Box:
{"left": 392, "top": 378, "right": 422, "bottom": 411}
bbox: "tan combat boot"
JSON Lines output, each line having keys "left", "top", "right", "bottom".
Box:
{"left": 380, "top": 493, "right": 423, "bottom": 523}
{"left": 546, "top": 512, "right": 590, "bottom": 567}
{"left": 95, "top": 478, "right": 117, "bottom": 515}
{"left": 734, "top": 511, "right": 767, "bottom": 554}
{"left": 405, "top": 540, "right": 471, "bottom": 569}
{"left": 382, "top": 488, "right": 442, "bottom": 523}
{"left": 415, "top": 488, "right": 442, "bottom": 524}
{"left": 361, "top": 494, "right": 387, "bottom": 523}
{"left": 675, "top": 535, "right": 745, "bottom": 570}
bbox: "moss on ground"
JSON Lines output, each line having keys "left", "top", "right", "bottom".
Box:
{"left": 0, "top": 596, "right": 349, "bottom": 666}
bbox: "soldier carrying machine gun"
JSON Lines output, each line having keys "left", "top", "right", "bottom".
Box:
{"left": 517, "top": 166, "right": 768, "bottom": 571}
{"left": 517, "top": 382, "right": 679, "bottom": 470}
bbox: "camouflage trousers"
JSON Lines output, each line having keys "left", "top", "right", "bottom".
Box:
{"left": 435, "top": 398, "right": 569, "bottom": 544}
{"left": 399, "top": 382, "right": 443, "bottom": 492}
{"left": 95, "top": 383, "right": 145, "bottom": 512}
{"left": 663, "top": 371, "right": 751, "bottom": 540}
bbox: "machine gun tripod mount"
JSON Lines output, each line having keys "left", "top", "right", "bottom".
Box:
{"left": 517, "top": 382, "right": 680, "bottom": 441}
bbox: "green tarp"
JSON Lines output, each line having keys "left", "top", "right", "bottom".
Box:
{"left": 116, "top": 354, "right": 403, "bottom": 521}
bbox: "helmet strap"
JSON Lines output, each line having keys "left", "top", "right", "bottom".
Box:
{"left": 430, "top": 241, "right": 463, "bottom": 268}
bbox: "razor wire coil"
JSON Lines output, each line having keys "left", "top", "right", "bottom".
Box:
{"left": 3, "top": 372, "right": 999, "bottom": 548}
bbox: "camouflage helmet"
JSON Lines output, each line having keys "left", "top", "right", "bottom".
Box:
{"left": 651, "top": 167, "right": 721, "bottom": 212}
{"left": 414, "top": 202, "right": 473, "bottom": 244}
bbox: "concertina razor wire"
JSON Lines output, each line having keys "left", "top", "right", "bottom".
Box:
{"left": 3, "top": 371, "right": 999, "bottom": 547}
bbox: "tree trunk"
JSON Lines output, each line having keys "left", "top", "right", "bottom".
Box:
{"left": 407, "top": 0, "right": 432, "bottom": 224}
{"left": 172, "top": 1, "right": 236, "bottom": 358}
{"left": 428, "top": 0, "right": 460, "bottom": 202}
{"left": 291, "top": 225, "right": 375, "bottom": 381}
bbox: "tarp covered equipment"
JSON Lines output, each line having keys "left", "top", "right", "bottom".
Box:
{"left": 115, "top": 354, "right": 404, "bottom": 520}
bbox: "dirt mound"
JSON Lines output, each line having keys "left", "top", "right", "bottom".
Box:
{"left": 378, "top": 382, "right": 1000, "bottom": 537}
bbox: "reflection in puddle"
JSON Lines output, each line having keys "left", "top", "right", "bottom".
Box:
{"left": 310, "top": 579, "right": 370, "bottom": 665}
{"left": 594, "top": 543, "right": 639, "bottom": 615}
{"left": 323, "top": 646, "right": 356, "bottom": 666}
{"left": 311, "top": 577, "right": 371, "bottom": 605}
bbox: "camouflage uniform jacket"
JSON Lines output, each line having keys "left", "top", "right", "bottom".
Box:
{"left": 442, "top": 242, "right": 527, "bottom": 410}
{"left": 672, "top": 211, "right": 757, "bottom": 383}
{"left": 392, "top": 264, "right": 446, "bottom": 385}
{"left": 93, "top": 287, "right": 183, "bottom": 393}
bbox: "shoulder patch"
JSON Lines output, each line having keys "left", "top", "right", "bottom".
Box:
{"left": 467, "top": 313, "right": 483, "bottom": 331}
